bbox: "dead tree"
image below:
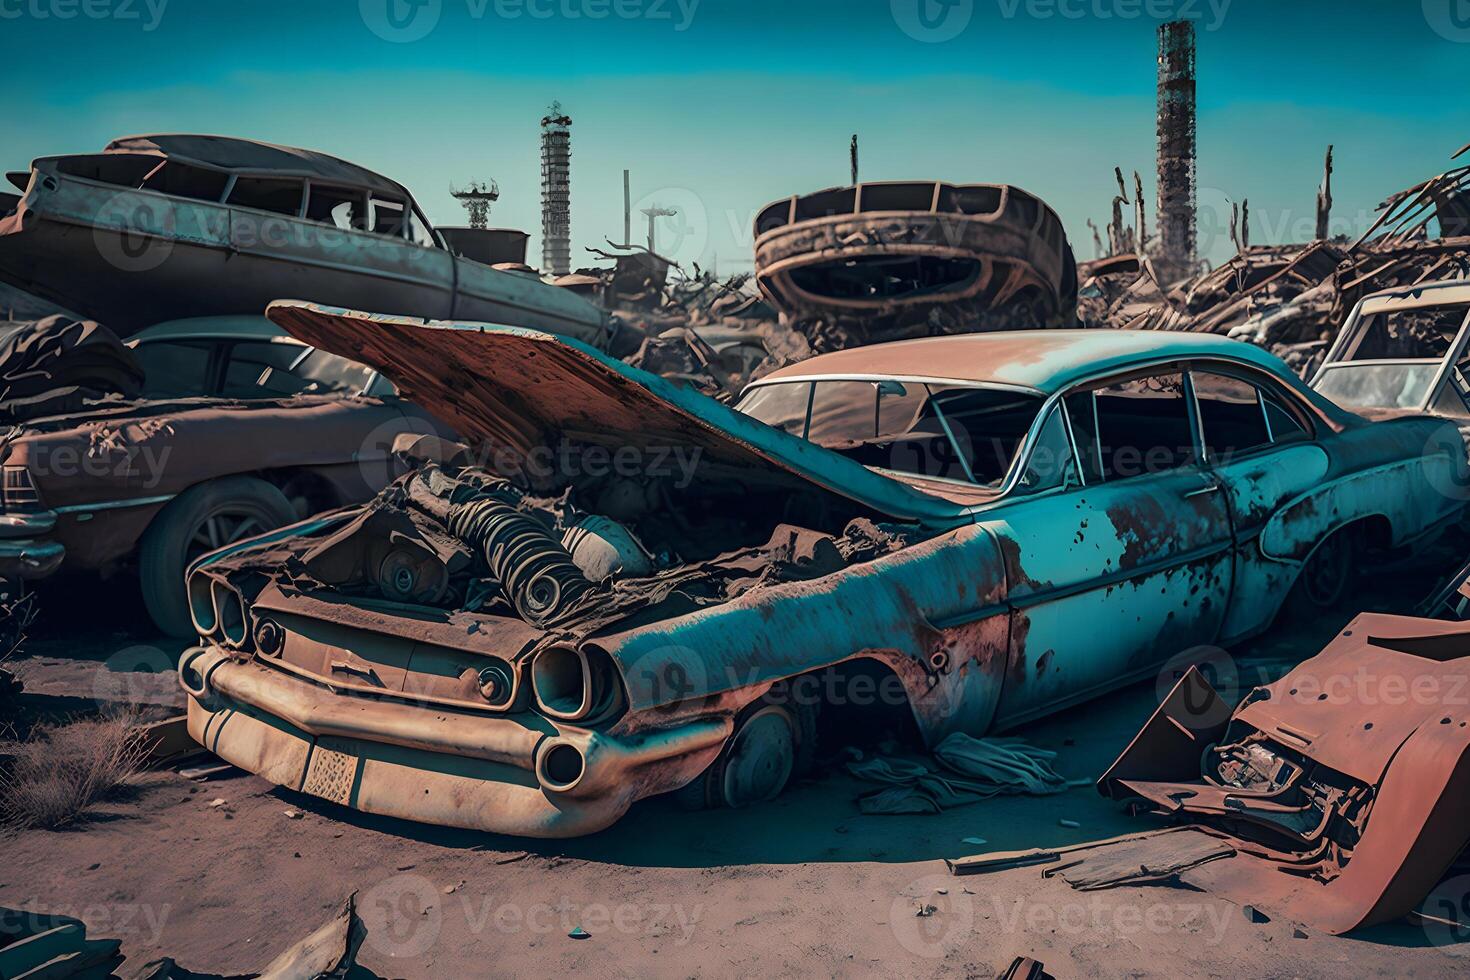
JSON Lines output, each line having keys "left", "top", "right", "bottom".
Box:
{"left": 1316, "top": 145, "right": 1334, "bottom": 240}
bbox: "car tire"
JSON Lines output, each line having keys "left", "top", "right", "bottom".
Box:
{"left": 1284, "top": 526, "right": 1359, "bottom": 622}
{"left": 139, "top": 476, "right": 296, "bottom": 636}
{"left": 674, "top": 692, "right": 817, "bottom": 810}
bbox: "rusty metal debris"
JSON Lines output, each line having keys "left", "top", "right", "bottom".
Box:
{"left": 753, "top": 181, "right": 1078, "bottom": 351}
{"left": 0, "top": 894, "right": 365, "bottom": 979}
{"left": 1092, "top": 612, "right": 1470, "bottom": 934}
{"left": 1080, "top": 146, "right": 1470, "bottom": 379}
{"left": 0, "top": 314, "right": 453, "bottom": 634}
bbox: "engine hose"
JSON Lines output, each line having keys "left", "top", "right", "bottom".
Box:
{"left": 448, "top": 495, "right": 594, "bottom": 626}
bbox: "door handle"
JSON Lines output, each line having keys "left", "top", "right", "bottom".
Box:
{"left": 1185, "top": 483, "right": 1221, "bottom": 499}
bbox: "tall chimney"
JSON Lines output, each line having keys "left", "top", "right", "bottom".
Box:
{"left": 540, "top": 103, "right": 572, "bottom": 275}
{"left": 1156, "top": 21, "right": 1197, "bottom": 283}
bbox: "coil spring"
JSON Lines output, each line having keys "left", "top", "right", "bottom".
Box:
{"left": 448, "top": 495, "right": 593, "bottom": 626}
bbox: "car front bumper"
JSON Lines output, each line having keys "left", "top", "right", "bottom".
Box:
{"left": 0, "top": 511, "right": 63, "bottom": 578}
{"left": 179, "top": 646, "right": 732, "bottom": 838}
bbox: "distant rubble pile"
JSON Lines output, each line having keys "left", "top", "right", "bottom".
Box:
{"left": 576, "top": 248, "right": 811, "bottom": 400}
{"left": 1079, "top": 146, "right": 1470, "bottom": 376}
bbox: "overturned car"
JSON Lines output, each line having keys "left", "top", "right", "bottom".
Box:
{"left": 179, "top": 302, "right": 1466, "bottom": 837}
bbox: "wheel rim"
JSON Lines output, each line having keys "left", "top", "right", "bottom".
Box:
{"left": 721, "top": 706, "right": 796, "bottom": 808}
{"left": 185, "top": 506, "right": 271, "bottom": 563}
{"left": 1302, "top": 534, "right": 1351, "bottom": 607}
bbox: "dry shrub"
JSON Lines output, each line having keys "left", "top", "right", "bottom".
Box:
{"left": 0, "top": 710, "right": 149, "bottom": 830}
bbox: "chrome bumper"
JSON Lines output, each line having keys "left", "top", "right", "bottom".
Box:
{"left": 179, "top": 646, "right": 731, "bottom": 838}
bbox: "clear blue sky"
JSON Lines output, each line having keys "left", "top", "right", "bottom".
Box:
{"left": 2, "top": 0, "right": 1466, "bottom": 269}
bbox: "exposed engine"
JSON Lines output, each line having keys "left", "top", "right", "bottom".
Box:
{"left": 195, "top": 457, "right": 917, "bottom": 637}
{"left": 1200, "top": 729, "right": 1372, "bottom": 881}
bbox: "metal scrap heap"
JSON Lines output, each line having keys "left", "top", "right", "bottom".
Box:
{"left": 1079, "top": 148, "right": 1470, "bottom": 377}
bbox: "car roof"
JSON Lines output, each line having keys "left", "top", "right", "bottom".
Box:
{"left": 1355, "top": 278, "right": 1470, "bottom": 311}
{"left": 756, "top": 329, "right": 1301, "bottom": 394}
{"left": 132, "top": 315, "right": 305, "bottom": 344}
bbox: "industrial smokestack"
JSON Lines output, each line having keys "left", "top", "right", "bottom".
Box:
{"left": 1156, "top": 20, "right": 1197, "bottom": 284}
{"left": 540, "top": 103, "right": 572, "bottom": 275}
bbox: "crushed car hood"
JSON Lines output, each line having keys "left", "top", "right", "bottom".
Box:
{"left": 265, "top": 302, "right": 970, "bottom": 523}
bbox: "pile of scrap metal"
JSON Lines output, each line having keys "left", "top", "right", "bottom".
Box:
{"left": 573, "top": 249, "right": 809, "bottom": 399}
{"left": 754, "top": 181, "right": 1078, "bottom": 352}
{"left": 1080, "top": 147, "right": 1470, "bottom": 378}
{"left": 952, "top": 612, "right": 1470, "bottom": 935}
{"left": 0, "top": 895, "right": 364, "bottom": 979}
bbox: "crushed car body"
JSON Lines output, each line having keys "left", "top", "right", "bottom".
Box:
{"left": 0, "top": 314, "right": 453, "bottom": 635}
{"left": 0, "top": 134, "right": 609, "bottom": 341}
{"left": 176, "top": 301, "right": 1466, "bottom": 837}
{"left": 1311, "top": 278, "right": 1470, "bottom": 425}
{"left": 753, "top": 181, "right": 1078, "bottom": 348}
{"left": 1098, "top": 611, "right": 1470, "bottom": 934}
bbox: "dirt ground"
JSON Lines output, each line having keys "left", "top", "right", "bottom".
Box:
{"left": 3, "top": 567, "right": 1469, "bottom": 979}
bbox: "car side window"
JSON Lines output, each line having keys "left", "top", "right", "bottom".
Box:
{"left": 1431, "top": 373, "right": 1470, "bottom": 419}
{"left": 369, "top": 196, "right": 407, "bottom": 238}
{"left": 1065, "top": 372, "right": 1195, "bottom": 483}
{"left": 407, "top": 207, "right": 437, "bottom": 248}
{"left": 133, "top": 340, "right": 215, "bottom": 399}
{"left": 1017, "top": 405, "right": 1078, "bottom": 494}
{"left": 1192, "top": 370, "right": 1271, "bottom": 462}
{"left": 1261, "top": 386, "right": 1312, "bottom": 442}
{"left": 219, "top": 341, "right": 309, "bottom": 398}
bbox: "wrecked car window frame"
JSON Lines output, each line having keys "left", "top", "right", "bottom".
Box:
{"left": 1312, "top": 284, "right": 1470, "bottom": 415}
{"left": 131, "top": 332, "right": 384, "bottom": 399}
{"left": 737, "top": 374, "right": 1046, "bottom": 492}
{"left": 1027, "top": 356, "right": 1320, "bottom": 494}
{"left": 42, "top": 151, "right": 447, "bottom": 249}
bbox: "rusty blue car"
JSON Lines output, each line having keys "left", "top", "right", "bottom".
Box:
{"left": 177, "top": 303, "right": 1467, "bottom": 837}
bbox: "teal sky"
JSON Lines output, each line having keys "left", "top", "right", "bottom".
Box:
{"left": 2, "top": 0, "right": 1467, "bottom": 269}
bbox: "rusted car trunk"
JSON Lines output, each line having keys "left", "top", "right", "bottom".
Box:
{"left": 1100, "top": 612, "right": 1470, "bottom": 933}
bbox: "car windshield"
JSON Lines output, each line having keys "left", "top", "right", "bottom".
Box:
{"left": 1314, "top": 362, "right": 1438, "bottom": 410}
{"left": 736, "top": 379, "right": 1045, "bottom": 487}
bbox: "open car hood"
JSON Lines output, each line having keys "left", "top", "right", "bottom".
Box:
{"left": 265, "top": 302, "right": 968, "bottom": 524}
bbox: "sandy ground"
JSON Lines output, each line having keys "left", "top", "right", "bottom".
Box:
{"left": 3, "top": 572, "right": 1469, "bottom": 979}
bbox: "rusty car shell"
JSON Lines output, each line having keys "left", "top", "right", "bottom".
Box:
{"left": 1099, "top": 612, "right": 1470, "bottom": 934}
{"left": 176, "top": 303, "right": 1466, "bottom": 837}
{"left": 753, "top": 181, "right": 1078, "bottom": 337}
{"left": 1311, "top": 278, "right": 1470, "bottom": 425}
{"left": 0, "top": 134, "right": 609, "bottom": 340}
{"left": 0, "top": 357, "right": 448, "bottom": 592}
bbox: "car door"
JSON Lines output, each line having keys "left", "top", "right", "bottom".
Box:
{"left": 989, "top": 367, "right": 1235, "bottom": 728}
{"left": 1187, "top": 362, "right": 1332, "bottom": 642}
